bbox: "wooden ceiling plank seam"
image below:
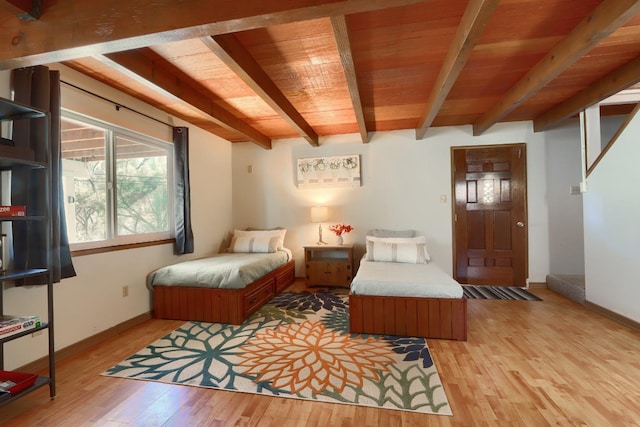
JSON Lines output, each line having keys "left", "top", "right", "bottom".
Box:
{"left": 0, "top": 0, "right": 429, "bottom": 70}
{"left": 96, "top": 51, "right": 272, "bottom": 149}
{"left": 330, "top": 15, "right": 369, "bottom": 143}
{"left": 202, "top": 34, "right": 319, "bottom": 147}
{"left": 533, "top": 55, "right": 640, "bottom": 132}
{"left": 472, "top": 0, "right": 640, "bottom": 136}
{"left": 415, "top": 0, "right": 498, "bottom": 140}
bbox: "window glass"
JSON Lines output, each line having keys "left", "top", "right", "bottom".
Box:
{"left": 115, "top": 135, "right": 169, "bottom": 236}
{"left": 61, "top": 112, "right": 173, "bottom": 250}
{"left": 61, "top": 118, "right": 107, "bottom": 243}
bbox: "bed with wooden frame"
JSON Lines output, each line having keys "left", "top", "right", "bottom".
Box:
{"left": 149, "top": 229, "right": 295, "bottom": 324}
{"left": 348, "top": 230, "right": 467, "bottom": 341}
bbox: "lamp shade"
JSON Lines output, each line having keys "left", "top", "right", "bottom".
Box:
{"left": 310, "top": 206, "right": 329, "bottom": 223}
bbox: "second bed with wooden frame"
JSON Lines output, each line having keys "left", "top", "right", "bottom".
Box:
{"left": 348, "top": 230, "right": 467, "bottom": 341}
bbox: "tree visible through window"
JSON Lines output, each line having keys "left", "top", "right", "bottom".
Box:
{"left": 115, "top": 135, "right": 169, "bottom": 236}
{"left": 61, "top": 113, "right": 173, "bottom": 249}
{"left": 74, "top": 158, "right": 107, "bottom": 242}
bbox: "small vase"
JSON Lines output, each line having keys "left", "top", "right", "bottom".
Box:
{"left": 336, "top": 235, "right": 344, "bottom": 245}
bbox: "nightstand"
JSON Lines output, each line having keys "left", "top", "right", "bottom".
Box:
{"left": 304, "top": 244, "right": 354, "bottom": 288}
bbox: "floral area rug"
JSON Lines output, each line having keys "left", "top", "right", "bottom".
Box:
{"left": 103, "top": 289, "right": 452, "bottom": 416}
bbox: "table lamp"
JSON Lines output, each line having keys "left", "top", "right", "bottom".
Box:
{"left": 310, "top": 206, "right": 329, "bottom": 245}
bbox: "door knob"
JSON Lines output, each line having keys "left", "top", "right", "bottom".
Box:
{"left": 516, "top": 221, "right": 525, "bottom": 227}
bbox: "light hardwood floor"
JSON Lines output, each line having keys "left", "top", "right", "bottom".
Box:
{"left": 1, "top": 287, "right": 639, "bottom": 426}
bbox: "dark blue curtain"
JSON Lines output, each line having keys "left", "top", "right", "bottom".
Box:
{"left": 173, "top": 127, "right": 194, "bottom": 254}
{"left": 11, "top": 66, "right": 76, "bottom": 284}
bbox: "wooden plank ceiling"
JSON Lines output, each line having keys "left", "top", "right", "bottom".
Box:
{"left": 2, "top": 0, "right": 640, "bottom": 149}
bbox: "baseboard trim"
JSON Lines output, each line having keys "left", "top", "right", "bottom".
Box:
{"left": 528, "top": 282, "right": 547, "bottom": 290}
{"left": 18, "top": 312, "right": 152, "bottom": 373}
{"left": 584, "top": 300, "right": 640, "bottom": 333}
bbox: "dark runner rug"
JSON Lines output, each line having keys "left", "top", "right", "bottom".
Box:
{"left": 462, "top": 285, "right": 542, "bottom": 301}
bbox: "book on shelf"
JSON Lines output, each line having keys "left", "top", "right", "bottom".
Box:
{"left": 0, "top": 206, "right": 26, "bottom": 217}
{"left": 0, "top": 315, "right": 41, "bottom": 339}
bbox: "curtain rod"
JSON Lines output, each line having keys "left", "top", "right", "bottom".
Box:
{"left": 60, "top": 80, "right": 175, "bottom": 128}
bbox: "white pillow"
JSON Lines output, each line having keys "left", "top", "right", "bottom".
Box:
{"left": 230, "top": 236, "right": 279, "bottom": 253}
{"left": 233, "top": 229, "right": 286, "bottom": 250}
{"left": 365, "top": 236, "right": 431, "bottom": 263}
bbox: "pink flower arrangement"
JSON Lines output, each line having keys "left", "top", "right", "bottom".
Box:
{"left": 329, "top": 224, "right": 353, "bottom": 236}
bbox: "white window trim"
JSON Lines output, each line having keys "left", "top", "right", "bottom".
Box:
{"left": 62, "top": 109, "right": 175, "bottom": 251}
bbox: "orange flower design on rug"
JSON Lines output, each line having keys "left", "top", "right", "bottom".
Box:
{"left": 237, "top": 320, "right": 395, "bottom": 394}
{"left": 104, "top": 290, "right": 452, "bottom": 415}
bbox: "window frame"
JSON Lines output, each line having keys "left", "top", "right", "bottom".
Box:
{"left": 61, "top": 109, "right": 175, "bottom": 252}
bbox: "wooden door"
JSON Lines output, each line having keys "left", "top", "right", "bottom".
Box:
{"left": 452, "top": 144, "right": 528, "bottom": 286}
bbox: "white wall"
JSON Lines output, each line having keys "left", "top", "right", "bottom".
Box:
{"left": 543, "top": 122, "right": 585, "bottom": 275}
{"left": 583, "top": 110, "right": 640, "bottom": 322}
{"left": 232, "top": 124, "right": 550, "bottom": 283}
{"left": 601, "top": 114, "right": 628, "bottom": 149}
{"left": 1, "top": 65, "right": 233, "bottom": 369}
{"left": 543, "top": 114, "right": 635, "bottom": 279}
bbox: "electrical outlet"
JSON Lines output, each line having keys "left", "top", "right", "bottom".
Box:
{"left": 122, "top": 285, "right": 129, "bottom": 297}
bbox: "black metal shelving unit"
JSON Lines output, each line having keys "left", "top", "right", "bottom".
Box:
{"left": 0, "top": 96, "right": 54, "bottom": 406}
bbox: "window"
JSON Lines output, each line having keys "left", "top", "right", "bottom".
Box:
{"left": 61, "top": 111, "right": 174, "bottom": 250}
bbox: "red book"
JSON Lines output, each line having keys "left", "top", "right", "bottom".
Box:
{"left": 0, "top": 206, "right": 26, "bottom": 217}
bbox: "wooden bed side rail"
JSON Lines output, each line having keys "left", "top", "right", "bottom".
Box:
{"left": 349, "top": 294, "right": 467, "bottom": 341}
{"left": 153, "top": 285, "right": 246, "bottom": 324}
{"left": 153, "top": 259, "right": 295, "bottom": 324}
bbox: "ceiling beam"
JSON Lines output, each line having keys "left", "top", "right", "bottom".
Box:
{"left": 533, "top": 56, "right": 640, "bottom": 132}
{"left": 415, "top": 0, "right": 498, "bottom": 140}
{"left": 472, "top": 0, "right": 640, "bottom": 136}
{"left": 201, "top": 35, "right": 319, "bottom": 147}
{"left": 97, "top": 50, "right": 272, "bottom": 149}
{"left": 330, "top": 15, "right": 368, "bottom": 143}
{"left": 0, "top": 0, "right": 428, "bottom": 70}
{"left": 6, "top": 0, "right": 43, "bottom": 21}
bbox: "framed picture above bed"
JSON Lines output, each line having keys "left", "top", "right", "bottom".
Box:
{"left": 296, "top": 154, "right": 361, "bottom": 188}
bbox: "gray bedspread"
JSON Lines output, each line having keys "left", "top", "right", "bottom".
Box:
{"left": 147, "top": 251, "right": 290, "bottom": 290}
{"left": 351, "top": 260, "right": 463, "bottom": 298}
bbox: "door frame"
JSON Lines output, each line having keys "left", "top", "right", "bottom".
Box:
{"left": 450, "top": 143, "right": 529, "bottom": 285}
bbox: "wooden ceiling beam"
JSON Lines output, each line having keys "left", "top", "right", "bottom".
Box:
{"left": 534, "top": 56, "right": 640, "bottom": 132}
{"left": 202, "top": 35, "right": 319, "bottom": 147}
{"left": 6, "top": 0, "right": 43, "bottom": 21}
{"left": 331, "top": 15, "right": 368, "bottom": 143}
{"left": 472, "top": 0, "right": 640, "bottom": 136}
{"left": 415, "top": 0, "right": 498, "bottom": 140}
{"left": 98, "top": 50, "right": 272, "bottom": 149}
{"left": 0, "top": 0, "right": 428, "bottom": 70}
